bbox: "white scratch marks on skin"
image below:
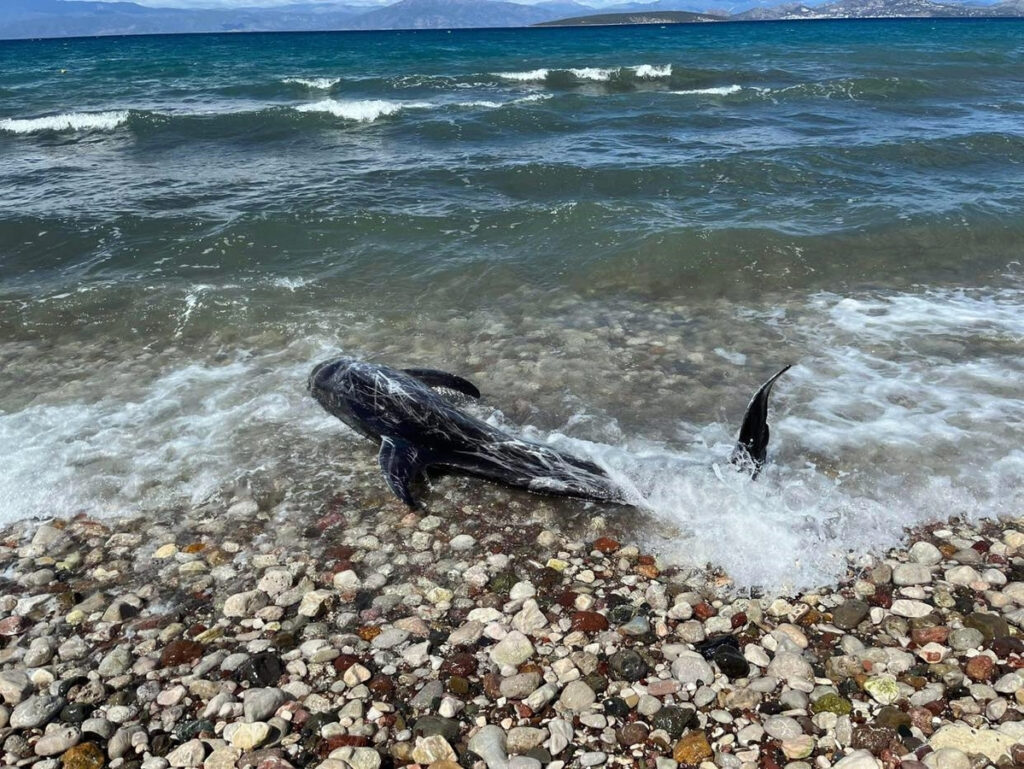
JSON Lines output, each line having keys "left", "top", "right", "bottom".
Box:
{"left": 310, "top": 358, "right": 625, "bottom": 505}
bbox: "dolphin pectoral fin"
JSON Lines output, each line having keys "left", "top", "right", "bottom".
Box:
{"left": 402, "top": 368, "right": 481, "bottom": 399}
{"left": 730, "top": 364, "right": 793, "bottom": 477}
{"left": 378, "top": 436, "right": 425, "bottom": 508}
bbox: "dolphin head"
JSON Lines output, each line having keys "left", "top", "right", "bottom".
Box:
{"left": 308, "top": 356, "right": 381, "bottom": 439}
{"left": 307, "top": 355, "right": 358, "bottom": 395}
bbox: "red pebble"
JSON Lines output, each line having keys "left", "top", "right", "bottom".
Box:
{"left": 593, "top": 537, "right": 620, "bottom": 554}
{"left": 693, "top": 602, "right": 716, "bottom": 620}
{"left": 0, "top": 616, "right": 24, "bottom": 636}
{"left": 570, "top": 611, "right": 609, "bottom": 632}
{"left": 911, "top": 626, "right": 949, "bottom": 645}
{"left": 332, "top": 654, "right": 359, "bottom": 674}
{"left": 965, "top": 654, "right": 994, "bottom": 682}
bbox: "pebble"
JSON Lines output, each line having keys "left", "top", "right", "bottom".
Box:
{"left": 500, "top": 672, "right": 542, "bottom": 699}
{"left": 891, "top": 599, "right": 933, "bottom": 618}
{"left": 671, "top": 654, "right": 714, "bottom": 685}
{"left": 0, "top": 503, "right": 1018, "bottom": 769}
{"left": 559, "top": 680, "right": 596, "bottom": 712}
{"left": 767, "top": 652, "right": 813, "bottom": 686}
{"left": 467, "top": 724, "right": 508, "bottom": 769}
{"left": 166, "top": 738, "right": 206, "bottom": 767}
{"left": 489, "top": 631, "right": 535, "bottom": 667}
{"left": 893, "top": 563, "right": 932, "bottom": 585}
{"left": 832, "top": 750, "right": 882, "bottom": 769}
{"left": 411, "top": 734, "right": 457, "bottom": 763}
{"left": 10, "top": 695, "right": 64, "bottom": 729}
{"left": 33, "top": 725, "right": 81, "bottom": 756}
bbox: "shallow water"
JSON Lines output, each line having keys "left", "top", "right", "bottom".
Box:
{"left": 1, "top": 20, "right": 1022, "bottom": 590}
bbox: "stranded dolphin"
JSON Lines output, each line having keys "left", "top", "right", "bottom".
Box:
{"left": 308, "top": 356, "right": 791, "bottom": 508}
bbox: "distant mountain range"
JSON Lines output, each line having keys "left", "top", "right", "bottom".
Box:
{"left": 0, "top": 0, "right": 1020, "bottom": 39}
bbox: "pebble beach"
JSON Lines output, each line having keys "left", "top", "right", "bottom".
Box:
{"left": 0, "top": 487, "right": 1021, "bottom": 769}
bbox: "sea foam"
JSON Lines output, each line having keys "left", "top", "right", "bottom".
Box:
{"left": 0, "top": 110, "right": 130, "bottom": 134}
{"left": 283, "top": 77, "right": 341, "bottom": 89}
{"left": 671, "top": 84, "right": 743, "bottom": 96}
{"left": 494, "top": 64, "right": 673, "bottom": 82}
{"left": 294, "top": 99, "right": 429, "bottom": 122}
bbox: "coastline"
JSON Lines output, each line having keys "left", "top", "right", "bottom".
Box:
{"left": 0, "top": 497, "right": 1020, "bottom": 769}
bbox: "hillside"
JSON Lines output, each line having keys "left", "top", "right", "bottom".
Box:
{"left": 535, "top": 10, "right": 724, "bottom": 24}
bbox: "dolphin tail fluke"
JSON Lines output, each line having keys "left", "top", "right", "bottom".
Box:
{"left": 730, "top": 364, "right": 792, "bottom": 478}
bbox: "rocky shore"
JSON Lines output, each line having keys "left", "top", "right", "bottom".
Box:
{"left": 0, "top": 493, "right": 1021, "bottom": 769}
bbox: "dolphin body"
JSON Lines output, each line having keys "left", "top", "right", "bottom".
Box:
{"left": 308, "top": 356, "right": 791, "bottom": 508}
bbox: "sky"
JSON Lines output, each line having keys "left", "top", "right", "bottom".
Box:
{"left": 82, "top": 0, "right": 625, "bottom": 6}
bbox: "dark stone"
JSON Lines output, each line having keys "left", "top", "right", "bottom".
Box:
{"left": 582, "top": 673, "right": 607, "bottom": 694}
{"left": 964, "top": 612, "right": 1011, "bottom": 643}
{"left": 608, "top": 604, "right": 636, "bottom": 625}
{"left": 524, "top": 747, "right": 552, "bottom": 764}
{"left": 952, "top": 588, "right": 976, "bottom": 615}
{"left": 238, "top": 651, "right": 284, "bottom": 687}
{"left": 617, "top": 723, "right": 649, "bottom": 746}
{"left": 367, "top": 675, "right": 394, "bottom": 696}
{"left": 271, "top": 631, "right": 298, "bottom": 652}
{"left": 175, "top": 719, "right": 215, "bottom": 742}
{"left": 447, "top": 676, "right": 470, "bottom": 696}
{"left": 57, "top": 677, "right": 90, "bottom": 698}
{"left": 441, "top": 652, "right": 478, "bottom": 679}
{"left": 651, "top": 705, "right": 695, "bottom": 738}
{"left": 713, "top": 645, "right": 750, "bottom": 679}
{"left": 602, "top": 697, "right": 631, "bottom": 719}
{"left": 149, "top": 732, "right": 172, "bottom": 756}
{"left": 760, "top": 700, "right": 785, "bottom": 715}
{"left": 489, "top": 572, "right": 516, "bottom": 594}
{"left": 59, "top": 703, "right": 93, "bottom": 724}
{"left": 107, "top": 690, "right": 131, "bottom": 707}
{"left": 851, "top": 724, "right": 897, "bottom": 755}
{"left": 991, "top": 636, "right": 1024, "bottom": 658}
{"left": 874, "top": 706, "right": 911, "bottom": 730}
{"left": 301, "top": 713, "right": 335, "bottom": 736}
{"left": 696, "top": 635, "right": 739, "bottom": 660}
{"left": 832, "top": 600, "right": 870, "bottom": 630}
{"left": 428, "top": 628, "right": 448, "bottom": 652}
{"left": 413, "top": 715, "right": 459, "bottom": 741}
{"left": 608, "top": 650, "right": 649, "bottom": 683}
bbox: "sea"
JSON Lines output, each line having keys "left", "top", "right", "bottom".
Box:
{"left": 1, "top": 19, "right": 1022, "bottom": 590}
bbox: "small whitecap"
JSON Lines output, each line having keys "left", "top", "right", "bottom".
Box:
{"left": 0, "top": 110, "right": 130, "bottom": 134}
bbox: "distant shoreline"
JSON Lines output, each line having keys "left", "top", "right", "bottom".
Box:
{"left": 0, "top": 13, "right": 1022, "bottom": 43}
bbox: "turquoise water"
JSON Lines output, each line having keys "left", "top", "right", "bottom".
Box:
{"left": 1, "top": 20, "right": 1022, "bottom": 588}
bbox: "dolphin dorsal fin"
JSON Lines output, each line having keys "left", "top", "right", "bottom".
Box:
{"left": 731, "top": 364, "right": 792, "bottom": 477}
{"left": 378, "top": 436, "right": 425, "bottom": 508}
{"left": 402, "top": 368, "right": 481, "bottom": 399}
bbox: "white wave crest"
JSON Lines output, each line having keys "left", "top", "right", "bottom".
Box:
{"left": 494, "top": 64, "right": 672, "bottom": 83}
{"left": 0, "top": 110, "right": 130, "bottom": 134}
{"left": 452, "top": 94, "right": 552, "bottom": 110}
{"left": 671, "top": 84, "right": 742, "bottom": 96}
{"left": 283, "top": 77, "right": 341, "bottom": 89}
{"left": 569, "top": 67, "right": 615, "bottom": 81}
{"left": 633, "top": 64, "right": 673, "bottom": 79}
{"left": 293, "top": 99, "right": 430, "bottom": 122}
{"left": 494, "top": 68, "right": 551, "bottom": 82}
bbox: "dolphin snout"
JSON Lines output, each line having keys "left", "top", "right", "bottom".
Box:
{"left": 308, "top": 357, "right": 347, "bottom": 393}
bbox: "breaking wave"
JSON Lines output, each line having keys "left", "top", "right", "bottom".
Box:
{"left": 494, "top": 63, "right": 673, "bottom": 82}
{"left": 0, "top": 110, "right": 130, "bottom": 134}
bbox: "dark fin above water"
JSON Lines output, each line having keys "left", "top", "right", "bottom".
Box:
{"left": 402, "top": 368, "right": 481, "bottom": 399}
{"left": 378, "top": 436, "right": 426, "bottom": 508}
{"left": 730, "top": 365, "right": 792, "bottom": 478}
